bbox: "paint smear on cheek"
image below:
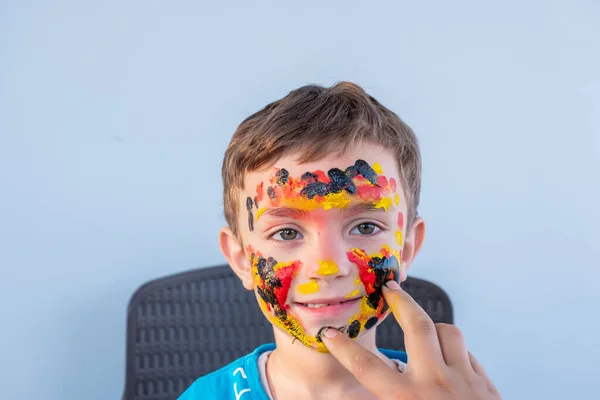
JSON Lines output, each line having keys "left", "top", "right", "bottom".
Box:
{"left": 297, "top": 280, "right": 319, "bottom": 294}
{"left": 344, "top": 245, "right": 401, "bottom": 338}
{"left": 318, "top": 259, "right": 339, "bottom": 276}
{"left": 345, "top": 289, "right": 360, "bottom": 298}
{"left": 396, "top": 231, "right": 403, "bottom": 246}
{"left": 247, "top": 246, "right": 327, "bottom": 352}
{"left": 390, "top": 178, "right": 397, "bottom": 193}
{"left": 398, "top": 212, "right": 404, "bottom": 229}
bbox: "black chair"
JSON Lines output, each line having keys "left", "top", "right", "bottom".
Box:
{"left": 122, "top": 265, "right": 453, "bottom": 400}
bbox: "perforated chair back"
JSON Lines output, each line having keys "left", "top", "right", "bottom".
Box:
{"left": 122, "top": 265, "right": 453, "bottom": 400}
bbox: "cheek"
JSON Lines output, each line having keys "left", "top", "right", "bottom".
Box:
{"left": 345, "top": 246, "right": 401, "bottom": 336}
{"left": 251, "top": 255, "right": 302, "bottom": 313}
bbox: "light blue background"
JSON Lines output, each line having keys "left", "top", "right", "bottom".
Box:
{"left": 1, "top": 1, "right": 598, "bottom": 399}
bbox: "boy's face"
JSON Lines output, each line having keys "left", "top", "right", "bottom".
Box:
{"left": 221, "top": 143, "right": 424, "bottom": 352}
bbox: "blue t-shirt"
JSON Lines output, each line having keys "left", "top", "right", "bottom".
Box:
{"left": 178, "top": 343, "right": 408, "bottom": 400}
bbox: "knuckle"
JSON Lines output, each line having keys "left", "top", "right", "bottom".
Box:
{"left": 414, "top": 314, "right": 436, "bottom": 335}
{"left": 351, "top": 352, "right": 377, "bottom": 379}
{"left": 432, "top": 368, "right": 454, "bottom": 391}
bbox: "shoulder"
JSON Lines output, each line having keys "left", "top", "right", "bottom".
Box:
{"left": 178, "top": 344, "right": 275, "bottom": 400}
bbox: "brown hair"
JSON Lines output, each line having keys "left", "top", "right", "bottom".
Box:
{"left": 222, "top": 81, "right": 422, "bottom": 237}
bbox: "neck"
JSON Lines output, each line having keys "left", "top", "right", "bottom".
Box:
{"left": 265, "top": 328, "right": 395, "bottom": 398}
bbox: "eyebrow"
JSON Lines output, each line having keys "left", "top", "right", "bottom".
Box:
{"left": 260, "top": 202, "right": 387, "bottom": 220}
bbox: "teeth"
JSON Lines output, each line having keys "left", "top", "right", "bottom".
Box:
{"left": 306, "top": 303, "right": 329, "bottom": 308}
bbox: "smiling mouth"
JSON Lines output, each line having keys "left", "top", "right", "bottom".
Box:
{"left": 295, "top": 297, "right": 362, "bottom": 309}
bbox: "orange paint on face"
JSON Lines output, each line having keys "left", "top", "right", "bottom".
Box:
{"left": 256, "top": 182, "right": 264, "bottom": 202}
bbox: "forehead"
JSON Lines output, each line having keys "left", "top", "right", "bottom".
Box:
{"left": 243, "top": 143, "right": 400, "bottom": 190}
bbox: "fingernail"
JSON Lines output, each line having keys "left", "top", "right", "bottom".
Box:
{"left": 384, "top": 280, "right": 401, "bottom": 290}
{"left": 323, "top": 327, "right": 338, "bottom": 338}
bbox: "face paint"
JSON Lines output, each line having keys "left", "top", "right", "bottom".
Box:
{"left": 253, "top": 159, "right": 396, "bottom": 217}
{"left": 244, "top": 159, "right": 404, "bottom": 351}
{"left": 317, "top": 259, "right": 339, "bottom": 276}
{"left": 344, "top": 245, "right": 401, "bottom": 338}
{"left": 297, "top": 280, "right": 319, "bottom": 294}
{"left": 396, "top": 231, "right": 403, "bottom": 246}
{"left": 248, "top": 245, "right": 327, "bottom": 352}
{"left": 246, "top": 197, "right": 254, "bottom": 231}
{"left": 396, "top": 211, "right": 405, "bottom": 245}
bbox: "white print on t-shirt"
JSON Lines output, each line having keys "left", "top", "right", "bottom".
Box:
{"left": 232, "top": 367, "right": 251, "bottom": 400}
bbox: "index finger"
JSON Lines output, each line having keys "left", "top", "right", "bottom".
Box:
{"left": 320, "top": 326, "right": 406, "bottom": 398}
{"left": 383, "top": 280, "right": 445, "bottom": 370}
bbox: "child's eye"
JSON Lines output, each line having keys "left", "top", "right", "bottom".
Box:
{"left": 350, "top": 223, "right": 381, "bottom": 236}
{"left": 272, "top": 229, "right": 303, "bottom": 241}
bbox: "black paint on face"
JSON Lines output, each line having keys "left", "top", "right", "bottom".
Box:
{"left": 271, "top": 159, "right": 380, "bottom": 200}
{"left": 253, "top": 253, "right": 287, "bottom": 319}
{"left": 275, "top": 168, "right": 290, "bottom": 185}
{"left": 364, "top": 316, "right": 379, "bottom": 330}
{"left": 348, "top": 320, "right": 361, "bottom": 339}
{"left": 246, "top": 196, "right": 254, "bottom": 231}
{"left": 365, "top": 255, "right": 400, "bottom": 309}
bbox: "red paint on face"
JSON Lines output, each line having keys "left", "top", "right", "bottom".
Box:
{"left": 390, "top": 178, "right": 397, "bottom": 193}
{"left": 259, "top": 165, "right": 393, "bottom": 208}
{"left": 397, "top": 212, "right": 404, "bottom": 229}
{"left": 313, "top": 170, "right": 329, "bottom": 183}
{"left": 347, "top": 250, "right": 377, "bottom": 294}
{"left": 377, "top": 175, "right": 389, "bottom": 189}
{"left": 356, "top": 183, "right": 385, "bottom": 200}
{"left": 256, "top": 182, "right": 264, "bottom": 202}
{"left": 273, "top": 261, "right": 301, "bottom": 309}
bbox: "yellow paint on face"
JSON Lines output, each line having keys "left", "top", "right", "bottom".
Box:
{"left": 251, "top": 253, "right": 327, "bottom": 352}
{"left": 374, "top": 196, "right": 393, "bottom": 211}
{"left": 297, "top": 280, "right": 319, "bottom": 294}
{"left": 318, "top": 259, "right": 339, "bottom": 275}
{"left": 278, "top": 192, "right": 354, "bottom": 212}
{"left": 396, "top": 230, "right": 403, "bottom": 246}
{"left": 394, "top": 194, "right": 400, "bottom": 206}
{"left": 372, "top": 162, "right": 383, "bottom": 174}
{"left": 260, "top": 299, "right": 326, "bottom": 352}
{"left": 345, "top": 289, "right": 360, "bottom": 298}
{"left": 354, "top": 278, "right": 362, "bottom": 285}
{"left": 255, "top": 207, "right": 266, "bottom": 220}
{"left": 322, "top": 192, "right": 352, "bottom": 210}
{"left": 381, "top": 243, "right": 401, "bottom": 261}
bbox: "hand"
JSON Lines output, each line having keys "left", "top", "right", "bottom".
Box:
{"left": 320, "top": 280, "right": 501, "bottom": 400}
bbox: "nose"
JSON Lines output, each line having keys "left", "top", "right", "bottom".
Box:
{"left": 304, "top": 228, "right": 352, "bottom": 282}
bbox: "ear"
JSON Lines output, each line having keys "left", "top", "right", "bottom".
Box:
{"left": 399, "top": 217, "right": 426, "bottom": 282}
{"left": 219, "top": 226, "right": 254, "bottom": 290}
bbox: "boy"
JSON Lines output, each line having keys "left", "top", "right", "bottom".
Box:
{"left": 179, "top": 82, "right": 500, "bottom": 399}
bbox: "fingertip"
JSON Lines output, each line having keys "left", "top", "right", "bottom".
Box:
{"left": 317, "top": 326, "right": 340, "bottom": 344}
{"left": 383, "top": 279, "right": 401, "bottom": 291}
